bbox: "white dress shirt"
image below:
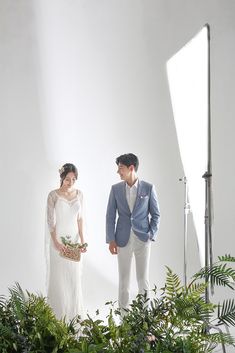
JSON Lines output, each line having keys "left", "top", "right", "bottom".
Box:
{"left": 126, "top": 179, "right": 138, "bottom": 212}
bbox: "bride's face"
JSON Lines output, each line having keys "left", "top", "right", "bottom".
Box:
{"left": 62, "top": 172, "right": 77, "bottom": 189}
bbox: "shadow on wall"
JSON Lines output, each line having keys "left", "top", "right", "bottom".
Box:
{"left": 0, "top": 1, "right": 50, "bottom": 294}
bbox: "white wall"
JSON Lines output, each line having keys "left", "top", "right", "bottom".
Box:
{"left": 0, "top": 1, "right": 234, "bottom": 344}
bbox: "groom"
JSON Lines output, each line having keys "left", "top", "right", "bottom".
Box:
{"left": 106, "top": 153, "right": 160, "bottom": 312}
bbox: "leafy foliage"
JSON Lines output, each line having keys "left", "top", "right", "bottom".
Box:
{"left": 218, "top": 299, "right": 235, "bottom": 326}
{"left": 0, "top": 283, "right": 80, "bottom": 353}
{"left": 218, "top": 254, "right": 235, "bottom": 262}
{"left": 194, "top": 263, "right": 235, "bottom": 289}
{"left": 0, "top": 255, "right": 235, "bottom": 352}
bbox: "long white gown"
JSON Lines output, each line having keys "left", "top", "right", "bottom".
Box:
{"left": 46, "top": 189, "right": 84, "bottom": 321}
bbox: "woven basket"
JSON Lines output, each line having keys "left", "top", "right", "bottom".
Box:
{"left": 60, "top": 244, "right": 81, "bottom": 262}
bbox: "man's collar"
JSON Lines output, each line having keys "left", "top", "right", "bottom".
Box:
{"left": 126, "top": 178, "right": 139, "bottom": 189}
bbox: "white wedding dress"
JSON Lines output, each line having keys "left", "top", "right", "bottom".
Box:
{"left": 46, "top": 189, "right": 84, "bottom": 321}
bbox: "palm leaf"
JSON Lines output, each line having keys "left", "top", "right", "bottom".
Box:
{"left": 206, "top": 332, "right": 235, "bottom": 346}
{"left": 8, "top": 282, "right": 27, "bottom": 303}
{"left": 217, "top": 299, "right": 235, "bottom": 326}
{"left": 8, "top": 283, "right": 28, "bottom": 321}
{"left": 0, "top": 295, "right": 6, "bottom": 308}
{"left": 218, "top": 254, "right": 235, "bottom": 262}
{"left": 194, "top": 264, "right": 235, "bottom": 289}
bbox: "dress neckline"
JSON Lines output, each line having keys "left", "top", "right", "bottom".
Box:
{"left": 55, "top": 189, "right": 78, "bottom": 203}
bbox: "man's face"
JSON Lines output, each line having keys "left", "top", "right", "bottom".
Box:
{"left": 117, "top": 163, "right": 132, "bottom": 181}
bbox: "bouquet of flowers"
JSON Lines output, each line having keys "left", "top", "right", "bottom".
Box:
{"left": 60, "top": 236, "right": 88, "bottom": 262}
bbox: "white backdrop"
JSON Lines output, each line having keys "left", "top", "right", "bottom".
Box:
{"left": 1, "top": 1, "right": 235, "bottom": 342}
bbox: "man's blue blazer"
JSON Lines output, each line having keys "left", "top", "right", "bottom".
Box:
{"left": 106, "top": 180, "right": 160, "bottom": 247}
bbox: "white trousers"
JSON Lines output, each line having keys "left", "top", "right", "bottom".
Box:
{"left": 117, "top": 231, "right": 151, "bottom": 310}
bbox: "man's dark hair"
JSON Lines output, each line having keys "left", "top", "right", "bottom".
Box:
{"left": 116, "top": 153, "right": 139, "bottom": 171}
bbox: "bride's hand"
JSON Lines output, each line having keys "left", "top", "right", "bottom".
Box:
{"left": 80, "top": 243, "right": 87, "bottom": 253}
{"left": 53, "top": 239, "right": 65, "bottom": 252}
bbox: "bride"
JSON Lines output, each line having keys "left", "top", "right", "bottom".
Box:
{"left": 46, "top": 163, "right": 87, "bottom": 321}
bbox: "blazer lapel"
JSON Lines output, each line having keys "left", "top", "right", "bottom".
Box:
{"left": 132, "top": 180, "right": 142, "bottom": 213}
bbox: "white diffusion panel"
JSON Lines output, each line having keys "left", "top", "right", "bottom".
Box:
{"left": 167, "top": 26, "right": 208, "bottom": 265}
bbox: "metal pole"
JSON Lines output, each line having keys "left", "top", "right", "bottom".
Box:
{"left": 203, "top": 23, "right": 213, "bottom": 304}
{"left": 203, "top": 171, "right": 211, "bottom": 304}
{"left": 179, "top": 177, "right": 190, "bottom": 288}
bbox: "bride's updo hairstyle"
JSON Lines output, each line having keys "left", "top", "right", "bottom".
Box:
{"left": 59, "top": 163, "right": 78, "bottom": 187}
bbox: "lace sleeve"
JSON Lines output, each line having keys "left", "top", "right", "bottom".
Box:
{"left": 47, "top": 191, "right": 56, "bottom": 232}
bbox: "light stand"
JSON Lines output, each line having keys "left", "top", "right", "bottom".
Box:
{"left": 203, "top": 24, "right": 213, "bottom": 304}
{"left": 203, "top": 25, "right": 228, "bottom": 353}
{"left": 179, "top": 177, "right": 191, "bottom": 288}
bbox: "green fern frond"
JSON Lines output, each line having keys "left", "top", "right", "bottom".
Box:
{"left": 194, "top": 264, "right": 235, "bottom": 289}
{"left": 217, "top": 299, "right": 235, "bottom": 326}
{"left": 175, "top": 296, "right": 213, "bottom": 322}
{"left": 8, "top": 282, "right": 27, "bottom": 303}
{"left": 0, "top": 323, "right": 13, "bottom": 338}
{"left": 186, "top": 282, "right": 207, "bottom": 297}
{"left": 206, "top": 332, "right": 235, "bottom": 346}
{"left": 218, "top": 254, "right": 235, "bottom": 262}
{"left": 7, "top": 283, "right": 29, "bottom": 322}
{"left": 165, "top": 267, "right": 182, "bottom": 299}
{"left": 0, "top": 295, "right": 6, "bottom": 308}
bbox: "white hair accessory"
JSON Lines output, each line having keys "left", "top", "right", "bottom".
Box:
{"left": 59, "top": 166, "right": 65, "bottom": 175}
